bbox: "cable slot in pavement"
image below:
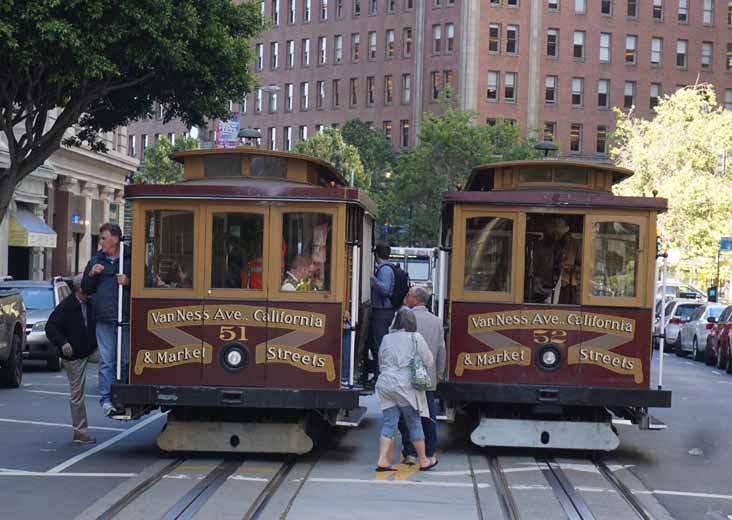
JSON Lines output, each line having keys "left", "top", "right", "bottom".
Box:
{"left": 537, "top": 457, "right": 595, "bottom": 520}
{"left": 487, "top": 455, "right": 520, "bottom": 520}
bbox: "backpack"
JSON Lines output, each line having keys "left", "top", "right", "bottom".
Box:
{"left": 378, "top": 263, "right": 411, "bottom": 308}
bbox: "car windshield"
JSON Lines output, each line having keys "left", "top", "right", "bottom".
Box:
{"left": 676, "top": 304, "right": 701, "bottom": 318}
{"left": 406, "top": 259, "right": 430, "bottom": 281}
{"left": 709, "top": 306, "right": 725, "bottom": 319}
{"left": 15, "top": 287, "right": 54, "bottom": 310}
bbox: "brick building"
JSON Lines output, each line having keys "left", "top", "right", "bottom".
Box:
{"left": 128, "top": 0, "right": 732, "bottom": 158}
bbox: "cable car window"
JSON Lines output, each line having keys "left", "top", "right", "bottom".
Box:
{"left": 519, "top": 167, "right": 552, "bottom": 183}
{"left": 590, "top": 221, "right": 640, "bottom": 298}
{"left": 525, "top": 213, "right": 583, "bottom": 304}
{"left": 210, "top": 212, "right": 265, "bottom": 289}
{"left": 464, "top": 217, "right": 512, "bottom": 292}
{"left": 204, "top": 156, "right": 241, "bottom": 177}
{"left": 407, "top": 258, "right": 430, "bottom": 281}
{"left": 250, "top": 156, "right": 288, "bottom": 178}
{"left": 143, "top": 210, "right": 195, "bottom": 288}
{"left": 281, "top": 213, "right": 332, "bottom": 292}
{"left": 555, "top": 167, "right": 588, "bottom": 184}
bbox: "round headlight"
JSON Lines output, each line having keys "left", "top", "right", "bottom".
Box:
{"left": 536, "top": 345, "right": 562, "bottom": 371}
{"left": 541, "top": 349, "right": 558, "bottom": 366}
{"left": 226, "top": 349, "right": 243, "bottom": 367}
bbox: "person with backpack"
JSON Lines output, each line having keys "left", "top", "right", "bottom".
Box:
{"left": 367, "top": 242, "right": 410, "bottom": 386}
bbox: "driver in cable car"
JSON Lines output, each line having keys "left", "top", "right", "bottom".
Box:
{"left": 531, "top": 217, "right": 581, "bottom": 305}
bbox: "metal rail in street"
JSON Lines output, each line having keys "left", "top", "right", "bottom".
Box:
{"left": 486, "top": 455, "right": 521, "bottom": 520}
{"left": 242, "top": 458, "right": 296, "bottom": 520}
{"left": 593, "top": 457, "right": 655, "bottom": 520}
{"left": 537, "top": 457, "right": 596, "bottom": 520}
{"left": 161, "top": 459, "right": 241, "bottom": 520}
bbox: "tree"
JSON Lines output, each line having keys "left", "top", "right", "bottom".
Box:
{"left": 341, "top": 119, "right": 396, "bottom": 183}
{"left": 293, "top": 128, "right": 368, "bottom": 189}
{"left": 135, "top": 135, "right": 199, "bottom": 185}
{"left": 612, "top": 84, "right": 732, "bottom": 272}
{"left": 382, "top": 107, "right": 540, "bottom": 245}
{"left": 0, "top": 0, "right": 262, "bottom": 223}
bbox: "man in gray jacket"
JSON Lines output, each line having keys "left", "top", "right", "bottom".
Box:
{"left": 398, "top": 287, "right": 446, "bottom": 464}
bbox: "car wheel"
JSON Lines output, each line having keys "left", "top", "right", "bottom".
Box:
{"left": 0, "top": 333, "right": 23, "bottom": 388}
{"left": 693, "top": 337, "right": 704, "bottom": 361}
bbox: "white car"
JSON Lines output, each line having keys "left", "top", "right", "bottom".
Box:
{"left": 655, "top": 299, "right": 703, "bottom": 349}
{"left": 677, "top": 302, "right": 727, "bottom": 361}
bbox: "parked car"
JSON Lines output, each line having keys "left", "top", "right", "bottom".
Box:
{"left": 656, "top": 280, "right": 706, "bottom": 301}
{"left": 705, "top": 304, "right": 732, "bottom": 366}
{"left": 0, "top": 278, "right": 71, "bottom": 371}
{"left": 0, "top": 288, "right": 26, "bottom": 387}
{"left": 677, "top": 302, "right": 727, "bottom": 360}
{"left": 654, "top": 299, "right": 703, "bottom": 349}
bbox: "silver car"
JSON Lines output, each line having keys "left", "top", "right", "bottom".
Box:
{"left": 0, "top": 278, "right": 71, "bottom": 371}
{"left": 677, "top": 302, "right": 727, "bottom": 361}
{"left": 655, "top": 299, "right": 703, "bottom": 349}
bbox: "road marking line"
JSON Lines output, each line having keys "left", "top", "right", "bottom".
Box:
{"left": 304, "top": 477, "right": 490, "bottom": 488}
{"left": 425, "top": 469, "right": 491, "bottom": 476}
{"left": 0, "top": 417, "right": 124, "bottom": 432}
{"left": 712, "top": 371, "right": 721, "bottom": 375}
{"left": 652, "top": 490, "right": 732, "bottom": 500}
{"left": 718, "top": 381, "right": 732, "bottom": 384}
{"left": 229, "top": 475, "right": 271, "bottom": 482}
{"left": 0, "top": 471, "right": 135, "bottom": 478}
{"left": 26, "top": 389, "right": 102, "bottom": 399}
{"left": 47, "top": 411, "right": 167, "bottom": 474}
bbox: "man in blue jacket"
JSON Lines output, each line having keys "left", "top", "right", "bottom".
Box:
{"left": 366, "top": 241, "right": 396, "bottom": 385}
{"left": 81, "top": 223, "right": 131, "bottom": 416}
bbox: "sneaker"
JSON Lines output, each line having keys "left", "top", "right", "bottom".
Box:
{"left": 403, "top": 455, "right": 418, "bottom": 465}
{"left": 73, "top": 433, "right": 96, "bottom": 444}
{"left": 102, "top": 402, "right": 114, "bottom": 416}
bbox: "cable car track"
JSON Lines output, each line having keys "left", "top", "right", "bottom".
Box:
{"left": 242, "top": 457, "right": 296, "bottom": 520}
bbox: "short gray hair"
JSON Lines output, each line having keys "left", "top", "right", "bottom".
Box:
{"left": 72, "top": 274, "right": 84, "bottom": 292}
{"left": 410, "top": 287, "right": 429, "bottom": 305}
{"left": 392, "top": 307, "right": 417, "bottom": 332}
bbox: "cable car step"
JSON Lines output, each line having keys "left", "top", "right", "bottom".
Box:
{"left": 335, "top": 406, "right": 368, "bottom": 427}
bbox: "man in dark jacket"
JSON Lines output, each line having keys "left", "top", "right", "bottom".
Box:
{"left": 46, "top": 275, "right": 98, "bottom": 444}
{"left": 81, "top": 222, "right": 131, "bottom": 416}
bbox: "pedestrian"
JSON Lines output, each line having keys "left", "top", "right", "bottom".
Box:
{"left": 398, "top": 287, "right": 446, "bottom": 465}
{"left": 81, "top": 222, "right": 130, "bottom": 416}
{"left": 375, "top": 307, "right": 438, "bottom": 472}
{"left": 366, "top": 242, "right": 397, "bottom": 385}
{"left": 45, "top": 275, "right": 99, "bottom": 444}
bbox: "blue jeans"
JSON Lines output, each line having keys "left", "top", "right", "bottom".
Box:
{"left": 399, "top": 391, "right": 438, "bottom": 457}
{"left": 381, "top": 405, "right": 424, "bottom": 441}
{"left": 97, "top": 321, "right": 129, "bottom": 407}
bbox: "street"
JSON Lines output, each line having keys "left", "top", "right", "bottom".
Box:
{"left": 0, "top": 353, "right": 730, "bottom": 520}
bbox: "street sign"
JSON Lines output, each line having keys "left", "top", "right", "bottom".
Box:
{"left": 721, "top": 237, "right": 732, "bottom": 251}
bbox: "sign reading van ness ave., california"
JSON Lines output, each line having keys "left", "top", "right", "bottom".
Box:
{"left": 457, "top": 309, "right": 643, "bottom": 384}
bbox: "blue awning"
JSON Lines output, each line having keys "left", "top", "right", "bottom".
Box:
{"left": 8, "top": 209, "right": 57, "bottom": 248}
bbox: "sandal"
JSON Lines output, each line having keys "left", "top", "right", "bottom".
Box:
{"left": 420, "top": 458, "right": 439, "bottom": 471}
{"left": 375, "top": 466, "right": 396, "bottom": 472}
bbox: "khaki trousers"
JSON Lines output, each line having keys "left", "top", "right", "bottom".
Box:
{"left": 65, "top": 350, "right": 100, "bottom": 436}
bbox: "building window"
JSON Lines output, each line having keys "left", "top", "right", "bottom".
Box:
{"left": 703, "top": 0, "right": 714, "bottom": 24}
{"left": 625, "top": 35, "right": 637, "bottom": 64}
{"left": 676, "top": 39, "right": 688, "bottom": 68}
{"left": 304, "top": 0, "right": 312, "bottom": 21}
{"left": 285, "top": 83, "right": 294, "bottom": 111}
{"left": 384, "top": 75, "right": 394, "bottom": 104}
{"left": 573, "top": 31, "right": 585, "bottom": 60}
{"left": 336, "top": 0, "right": 343, "bottom": 17}
{"left": 678, "top": 0, "right": 688, "bottom": 22}
{"left": 548, "top": 0, "right": 559, "bottom": 9}
{"left": 598, "top": 79, "right": 610, "bottom": 108}
{"left": 403, "top": 27, "right": 413, "bottom": 57}
{"left": 316, "top": 80, "right": 325, "bottom": 109}
{"left": 388, "top": 0, "right": 396, "bottom": 12}
{"left": 318, "top": 36, "right": 327, "bottom": 64}
{"left": 432, "top": 25, "right": 442, "bottom": 54}
{"left": 370, "top": 0, "right": 377, "bottom": 15}
{"left": 368, "top": 31, "right": 377, "bottom": 60}
{"left": 571, "top": 78, "right": 584, "bottom": 106}
{"left": 627, "top": 0, "right": 637, "bottom": 17}
{"left": 241, "top": 95, "right": 248, "bottom": 114}
{"left": 366, "top": 76, "right": 375, "bottom": 105}
{"left": 299, "top": 125, "right": 308, "bottom": 141}
{"left": 287, "top": 40, "right": 295, "bottom": 68}
{"left": 272, "top": 0, "right": 280, "bottom": 24}
{"left": 575, "top": 0, "right": 586, "bottom": 13}
{"left": 544, "top": 121, "right": 556, "bottom": 141}
{"left": 350, "top": 78, "right": 358, "bottom": 106}
{"left": 300, "top": 82, "right": 309, "bottom": 110}
{"left": 596, "top": 126, "right": 608, "bottom": 155}
{"left": 601, "top": 0, "right": 612, "bottom": 14}
{"left": 650, "top": 82, "right": 661, "bottom": 108}
{"left": 488, "top": 24, "right": 500, "bottom": 53}
{"left": 728, "top": 0, "right": 732, "bottom": 27}
{"left": 600, "top": 33, "right": 611, "bottom": 63}
{"left": 256, "top": 43, "right": 264, "bottom": 71}
{"left": 547, "top": 28, "right": 559, "bottom": 58}
{"left": 402, "top": 73, "right": 411, "bottom": 103}
{"left": 405, "top": 0, "right": 413, "bottom": 10}
{"left": 353, "top": 0, "right": 360, "bottom": 15}
{"left": 400, "top": 120, "right": 410, "bottom": 148}
{"left": 332, "top": 79, "right": 341, "bottom": 107}
{"left": 288, "top": 0, "right": 296, "bottom": 23}
{"left": 351, "top": 33, "right": 360, "bottom": 62}
{"left": 302, "top": 38, "right": 310, "bottom": 66}
{"left": 446, "top": 23, "right": 455, "bottom": 53}
{"left": 507, "top": 0, "right": 518, "bottom": 5}
{"left": 624, "top": 81, "right": 635, "bottom": 108}
{"left": 386, "top": 29, "right": 395, "bottom": 58}
{"left": 444, "top": 70, "right": 454, "bottom": 96}
{"left": 727, "top": 42, "right": 732, "bottom": 70}
{"left": 431, "top": 71, "right": 441, "bottom": 100}
{"left": 168, "top": 133, "right": 176, "bottom": 145}
{"left": 383, "top": 121, "right": 392, "bottom": 142}
{"left": 570, "top": 123, "right": 582, "bottom": 152}
{"left": 506, "top": 25, "right": 518, "bottom": 54}
{"left": 128, "top": 135, "right": 136, "bottom": 157}
{"left": 652, "top": 0, "right": 663, "bottom": 20}
{"left": 268, "top": 127, "right": 277, "bottom": 150}
{"left": 724, "top": 89, "right": 732, "bottom": 110}
{"left": 435, "top": 0, "right": 443, "bottom": 7}
{"left": 545, "top": 75, "right": 557, "bottom": 104}
{"left": 321, "top": 0, "right": 329, "bottom": 19}
{"left": 334, "top": 35, "right": 343, "bottom": 63}
{"left": 269, "top": 90, "right": 278, "bottom": 113}
{"left": 284, "top": 126, "right": 292, "bottom": 151}
{"left": 504, "top": 72, "right": 516, "bottom": 102}
{"left": 702, "top": 42, "right": 713, "bottom": 70}
{"left": 651, "top": 37, "right": 662, "bottom": 66}
{"left": 487, "top": 71, "right": 499, "bottom": 101}
{"left": 255, "top": 88, "right": 262, "bottom": 113}
{"left": 270, "top": 41, "right": 279, "bottom": 70}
